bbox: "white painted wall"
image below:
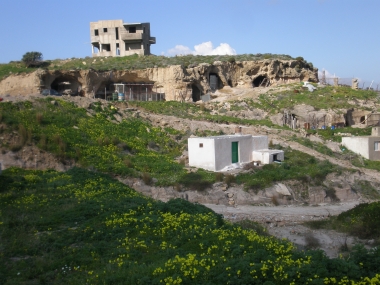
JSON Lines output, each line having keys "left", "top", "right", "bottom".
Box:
{"left": 252, "top": 136, "right": 268, "bottom": 150}
{"left": 214, "top": 135, "right": 253, "bottom": 171}
{"left": 342, "top": 137, "right": 370, "bottom": 159}
{"left": 342, "top": 136, "right": 380, "bottom": 160}
{"left": 188, "top": 138, "right": 216, "bottom": 171}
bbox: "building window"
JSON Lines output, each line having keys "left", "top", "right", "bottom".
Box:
{"left": 199, "top": 143, "right": 203, "bottom": 148}
{"left": 103, "top": 28, "right": 108, "bottom": 33}
{"left": 375, "top": 141, "right": 380, "bottom": 151}
{"left": 129, "top": 26, "right": 136, "bottom": 33}
{"left": 115, "top": 27, "right": 119, "bottom": 40}
{"left": 94, "top": 29, "right": 99, "bottom": 36}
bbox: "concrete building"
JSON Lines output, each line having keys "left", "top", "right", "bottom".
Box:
{"left": 90, "top": 20, "right": 156, "bottom": 57}
{"left": 188, "top": 132, "right": 284, "bottom": 172}
{"left": 341, "top": 127, "right": 380, "bottom": 160}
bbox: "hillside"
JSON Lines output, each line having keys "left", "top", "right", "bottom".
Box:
{"left": 1, "top": 68, "right": 380, "bottom": 283}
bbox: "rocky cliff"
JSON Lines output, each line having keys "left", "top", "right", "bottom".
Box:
{"left": 0, "top": 59, "right": 318, "bottom": 101}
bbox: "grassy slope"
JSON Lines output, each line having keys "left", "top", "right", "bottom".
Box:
{"left": 1, "top": 167, "right": 380, "bottom": 284}
{"left": 0, "top": 98, "right": 347, "bottom": 191}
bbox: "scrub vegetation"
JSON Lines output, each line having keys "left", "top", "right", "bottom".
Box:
{"left": 1, "top": 167, "right": 380, "bottom": 284}
{"left": 246, "top": 85, "right": 379, "bottom": 114}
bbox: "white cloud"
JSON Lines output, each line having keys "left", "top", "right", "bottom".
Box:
{"left": 165, "top": 41, "right": 237, "bottom": 56}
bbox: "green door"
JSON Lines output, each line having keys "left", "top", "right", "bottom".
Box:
{"left": 231, "top": 142, "right": 239, "bottom": 163}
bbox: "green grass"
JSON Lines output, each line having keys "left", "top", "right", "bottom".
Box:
{"left": 246, "top": 85, "right": 379, "bottom": 114}
{"left": 1, "top": 167, "right": 380, "bottom": 284}
{"left": 0, "top": 99, "right": 186, "bottom": 185}
{"left": 236, "top": 146, "right": 342, "bottom": 192}
{"left": 130, "top": 101, "right": 281, "bottom": 128}
{"left": 306, "top": 202, "right": 380, "bottom": 242}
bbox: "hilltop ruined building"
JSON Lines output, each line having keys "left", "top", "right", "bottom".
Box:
{"left": 90, "top": 20, "right": 156, "bottom": 57}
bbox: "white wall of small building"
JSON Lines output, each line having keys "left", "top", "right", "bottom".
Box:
{"left": 214, "top": 135, "right": 253, "bottom": 171}
{"left": 342, "top": 137, "right": 370, "bottom": 159}
{"left": 252, "top": 136, "right": 268, "bottom": 150}
{"left": 342, "top": 136, "right": 380, "bottom": 161}
{"left": 188, "top": 138, "right": 216, "bottom": 171}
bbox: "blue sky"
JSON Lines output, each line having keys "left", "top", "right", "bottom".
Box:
{"left": 1, "top": 0, "right": 379, "bottom": 84}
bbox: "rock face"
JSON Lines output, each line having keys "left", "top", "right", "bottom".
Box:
{"left": 0, "top": 59, "right": 318, "bottom": 101}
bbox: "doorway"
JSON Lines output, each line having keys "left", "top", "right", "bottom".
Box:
{"left": 231, "top": 142, "right": 239, "bottom": 163}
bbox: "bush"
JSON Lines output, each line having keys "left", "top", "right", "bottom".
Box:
{"left": 21, "top": 51, "right": 43, "bottom": 67}
{"left": 141, "top": 172, "right": 152, "bottom": 185}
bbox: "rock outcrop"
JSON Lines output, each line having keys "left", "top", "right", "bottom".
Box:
{"left": 0, "top": 59, "right": 318, "bottom": 101}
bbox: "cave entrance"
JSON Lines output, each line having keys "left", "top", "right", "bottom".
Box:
{"left": 191, "top": 84, "right": 201, "bottom": 102}
{"left": 51, "top": 76, "right": 81, "bottom": 95}
{"left": 252, "top": 75, "right": 269, "bottom": 87}
{"left": 95, "top": 80, "right": 114, "bottom": 99}
{"left": 209, "top": 73, "right": 222, "bottom": 92}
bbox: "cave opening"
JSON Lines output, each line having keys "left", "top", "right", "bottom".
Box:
{"left": 192, "top": 84, "right": 201, "bottom": 102}
{"left": 51, "top": 76, "right": 81, "bottom": 95}
{"left": 252, "top": 75, "right": 269, "bottom": 87}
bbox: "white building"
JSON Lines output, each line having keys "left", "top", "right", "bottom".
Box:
{"left": 188, "top": 132, "right": 284, "bottom": 172}
{"left": 341, "top": 127, "right": 380, "bottom": 160}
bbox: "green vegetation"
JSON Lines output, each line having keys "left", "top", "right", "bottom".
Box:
{"left": 130, "top": 101, "right": 278, "bottom": 128}
{"left": 236, "top": 146, "right": 341, "bottom": 192}
{"left": 0, "top": 99, "right": 185, "bottom": 185}
{"left": 246, "top": 85, "right": 379, "bottom": 114}
{"left": 306, "top": 202, "right": 380, "bottom": 242}
{"left": 21, "top": 51, "right": 43, "bottom": 67}
{"left": 1, "top": 167, "right": 380, "bottom": 284}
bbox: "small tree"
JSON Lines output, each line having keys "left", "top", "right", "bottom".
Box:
{"left": 22, "top": 51, "right": 43, "bottom": 67}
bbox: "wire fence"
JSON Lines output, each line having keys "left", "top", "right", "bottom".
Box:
{"left": 322, "top": 77, "right": 380, "bottom": 91}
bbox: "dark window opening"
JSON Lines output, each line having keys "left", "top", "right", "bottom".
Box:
{"left": 143, "top": 27, "right": 146, "bottom": 33}
{"left": 360, "top": 116, "right": 366, "bottom": 124}
{"left": 94, "top": 29, "right": 99, "bottom": 36}
{"left": 252, "top": 75, "right": 268, "bottom": 87}
{"left": 273, "top": 154, "right": 278, "bottom": 162}
{"left": 129, "top": 26, "right": 136, "bottom": 33}
{"left": 116, "top": 43, "right": 120, "bottom": 55}
{"left": 103, "top": 28, "right": 108, "bottom": 33}
{"left": 199, "top": 143, "right": 203, "bottom": 148}
{"left": 191, "top": 84, "right": 201, "bottom": 102}
{"left": 101, "top": 44, "right": 111, "bottom": 52}
{"left": 115, "top": 27, "right": 119, "bottom": 39}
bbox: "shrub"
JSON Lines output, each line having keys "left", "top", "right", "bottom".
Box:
{"left": 304, "top": 232, "right": 320, "bottom": 249}
{"left": 215, "top": 172, "right": 224, "bottom": 182}
{"left": 141, "top": 172, "right": 152, "bottom": 185}
{"left": 224, "top": 174, "right": 235, "bottom": 187}
{"left": 36, "top": 113, "right": 43, "bottom": 124}
{"left": 21, "top": 51, "right": 43, "bottom": 67}
{"left": 178, "top": 172, "right": 212, "bottom": 191}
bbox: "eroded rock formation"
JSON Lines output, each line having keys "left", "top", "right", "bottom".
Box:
{"left": 0, "top": 59, "right": 318, "bottom": 101}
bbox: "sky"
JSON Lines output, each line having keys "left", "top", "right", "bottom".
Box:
{"left": 1, "top": 0, "right": 379, "bottom": 85}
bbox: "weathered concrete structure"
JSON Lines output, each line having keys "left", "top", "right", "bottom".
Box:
{"left": 341, "top": 127, "right": 380, "bottom": 161}
{"left": 188, "top": 131, "right": 284, "bottom": 171}
{"left": 90, "top": 20, "right": 156, "bottom": 57}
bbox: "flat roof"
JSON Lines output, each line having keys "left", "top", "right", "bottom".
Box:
{"left": 190, "top": 134, "right": 252, "bottom": 139}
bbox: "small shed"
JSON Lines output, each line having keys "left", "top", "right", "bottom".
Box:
{"left": 188, "top": 133, "right": 284, "bottom": 171}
